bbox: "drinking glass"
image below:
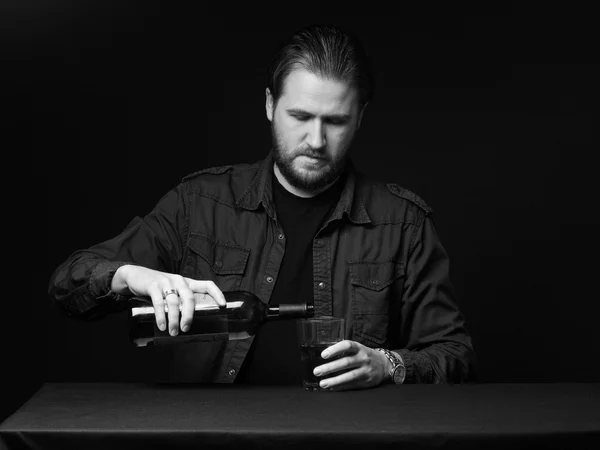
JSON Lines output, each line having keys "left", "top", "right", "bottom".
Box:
{"left": 296, "top": 316, "right": 345, "bottom": 391}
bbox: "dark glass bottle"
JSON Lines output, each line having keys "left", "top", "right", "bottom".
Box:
{"left": 129, "top": 290, "right": 314, "bottom": 347}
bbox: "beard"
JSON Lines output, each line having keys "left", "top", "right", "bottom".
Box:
{"left": 271, "top": 120, "right": 351, "bottom": 193}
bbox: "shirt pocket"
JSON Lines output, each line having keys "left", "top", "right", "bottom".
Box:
{"left": 183, "top": 232, "right": 250, "bottom": 292}
{"left": 349, "top": 260, "right": 405, "bottom": 347}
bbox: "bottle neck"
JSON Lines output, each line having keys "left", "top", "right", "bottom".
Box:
{"left": 267, "top": 303, "right": 315, "bottom": 319}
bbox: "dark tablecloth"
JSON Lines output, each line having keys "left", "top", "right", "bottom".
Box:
{"left": 1, "top": 382, "right": 599, "bottom": 449}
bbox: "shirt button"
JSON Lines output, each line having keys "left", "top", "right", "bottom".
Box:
{"left": 278, "top": 233, "right": 285, "bottom": 240}
{"left": 266, "top": 276, "right": 274, "bottom": 283}
{"left": 372, "top": 280, "right": 380, "bottom": 286}
{"left": 215, "top": 261, "right": 223, "bottom": 269}
{"left": 228, "top": 368, "right": 236, "bottom": 376}
{"left": 318, "top": 282, "right": 326, "bottom": 289}
{"left": 315, "top": 239, "right": 323, "bottom": 246}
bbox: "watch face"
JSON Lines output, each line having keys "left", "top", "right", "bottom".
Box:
{"left": 392, "top": 365, "right": 406, "bottom": 384}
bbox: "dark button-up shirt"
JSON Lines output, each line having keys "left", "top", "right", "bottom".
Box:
{"left": 48, "top": 151, "right": 478, "bottom": 384}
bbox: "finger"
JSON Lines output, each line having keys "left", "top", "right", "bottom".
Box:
{"left": 174, "top": 279, "right": 195, "bottom": 333}
{"left": 322, "top": 339, "right": 356, "bottom": 359}
{"left": 314, "top": 354, "right": 360, "bottom": 378}
{"left": 320, "top": 367, "right": 366, "bottom": 390}
{"left": 147, "top": 284, "right": 166, "bottom": 332}
{"left": 185, "top": 279, "right": 226, "bottom": 307}
{"left": 162, "top": 284, "right": 181, "bottom": 336}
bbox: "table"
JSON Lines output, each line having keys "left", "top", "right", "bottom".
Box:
{"left": 1, "top": 382, "right": 599, "bottom": 449}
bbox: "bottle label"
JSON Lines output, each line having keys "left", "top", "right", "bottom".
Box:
{"left": 131, "top": 301, "right": 244, "bottom": 317}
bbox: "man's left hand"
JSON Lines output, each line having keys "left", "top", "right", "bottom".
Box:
{"left": 313, "top": 340, "right": 391, "bottom": 391}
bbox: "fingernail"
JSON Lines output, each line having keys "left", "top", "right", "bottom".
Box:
{"left": 320, "top": 382, "right": 329, "bottom": 389}
{"left": 313, "top": 369, "right": 321, "bottom": 376}
{"left": 170, "top": 328, "right": 178, "bottom": 336}
{"left": 181, "top": 325, "right": 189, "bottom": 333}
{"left": 158, "top": 322, "right": 166, "bottom": 331}
{"left": 322, "top": 352, "right": 329, "bottom": 359}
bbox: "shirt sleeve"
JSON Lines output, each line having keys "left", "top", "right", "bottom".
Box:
{"left": 47, "top": 184, "right": 189, "bottom": 320}
{"left": 393, "top": 212, "right": 478, "bottom": 383}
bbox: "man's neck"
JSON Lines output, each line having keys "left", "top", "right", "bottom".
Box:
{"left": 273, "top": 163, "right": 339, "bottom": 199}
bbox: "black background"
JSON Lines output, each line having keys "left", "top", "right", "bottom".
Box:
{"left": 2, "top": 2, "right": 599, "bottom": 422}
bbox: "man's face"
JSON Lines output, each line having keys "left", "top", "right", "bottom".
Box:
{"left": 266, "top": 68, "right": 365, "bottom": 194}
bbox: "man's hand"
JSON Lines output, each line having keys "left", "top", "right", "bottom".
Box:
{"left": 112, "top": 265, "right": 226, "bottom": 336}
{"left": 313, "top": 340, "right": 392, "bottom": 391}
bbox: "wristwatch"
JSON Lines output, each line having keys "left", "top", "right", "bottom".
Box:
{"left": 375, "top": 348, "right": 406, "bottom": 385}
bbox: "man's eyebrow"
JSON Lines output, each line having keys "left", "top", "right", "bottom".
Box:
{"left": 286, "top": 108, "right": 351, "bottom": 120}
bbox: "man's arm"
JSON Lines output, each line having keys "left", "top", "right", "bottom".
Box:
{"left": 313, "top": 212, "right": 477, "bottom": 389}
{"left": 48, "top": 185, "right": 189, "bottom": 320}
{"left": 393, "top": 213, "right": 478, "bottom": 383}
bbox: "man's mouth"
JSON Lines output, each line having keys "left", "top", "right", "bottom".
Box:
{"left": 298, "top": 154, "right": 326, "bottom": 161}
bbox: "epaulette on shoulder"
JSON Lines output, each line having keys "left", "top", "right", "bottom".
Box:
{"left": 182, "top": 165, "right": 233, "bottom": 182}
{"left": 386, "top": 183, "right": 433, "bottom": 216}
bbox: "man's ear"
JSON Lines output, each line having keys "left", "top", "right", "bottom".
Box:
{"left": 266, "top": 88, "right": 274, "bottom": 122}
{"left": 357, "top": 102, "right": 368, "bottom": 129}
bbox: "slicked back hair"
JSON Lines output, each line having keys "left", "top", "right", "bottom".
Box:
{"left": 267, "top": 24, "right": 375, "bottom": 109}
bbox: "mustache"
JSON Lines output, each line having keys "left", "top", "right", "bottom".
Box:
{"left": 295, "top": 147, "right": 328, "bottom": 160}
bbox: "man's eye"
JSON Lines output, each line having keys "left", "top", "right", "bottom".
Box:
{"left": 291, "top": 115, "right": 345, "bottom": 125}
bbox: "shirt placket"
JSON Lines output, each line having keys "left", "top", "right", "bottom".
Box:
{"left": 258, "top": 219, "right": 286, "bottom": 304}
{"left": 217, "top": 338, "right": 252, "bottom": 383}
{"left": 218, "top": 218, "right": 286, "bottom": 382}
{"left": 313, "top": 234, "right": 332, "bottom": 316}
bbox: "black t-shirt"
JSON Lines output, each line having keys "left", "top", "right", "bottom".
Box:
{"left": 235, "top": 167, "right": 345, "bottom": 384}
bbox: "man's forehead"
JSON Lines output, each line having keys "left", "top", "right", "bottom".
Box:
{"left": 279, "top": 68, "right": 359, "bottom": 112}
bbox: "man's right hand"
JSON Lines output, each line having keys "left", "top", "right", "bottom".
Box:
{"left": 111, "top": 265, "right": 226, "bottom": 336}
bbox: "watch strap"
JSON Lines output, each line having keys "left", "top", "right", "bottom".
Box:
{"left": 375, "top": 348, "right": 405, "bottom": 384}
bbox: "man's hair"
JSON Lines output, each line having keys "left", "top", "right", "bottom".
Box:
{"left": 266, "top": 24, "right": 375, "bottom": 109}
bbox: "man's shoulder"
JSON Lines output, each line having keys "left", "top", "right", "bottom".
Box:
{"left": 182, "top": 165, "right": 234, "bottom": 180}
{"left": 356, "top": 174, "right": 433, "bottom": 221}
{"left": 384, "top": 182, "right": 433, "bottom": 216}
{"left": 181, "top": 159, "right": 260, "bottom": 184}
{"left": 179, "top": 158, "right": 264, "bottom": 206}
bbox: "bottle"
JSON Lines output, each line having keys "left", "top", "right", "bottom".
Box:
{"left": 128, "top": 290, "right": 314, "bottom": 347}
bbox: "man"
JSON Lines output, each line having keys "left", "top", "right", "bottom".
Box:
{"left": 49, "top": 24, "right": 477, "bottom": 389}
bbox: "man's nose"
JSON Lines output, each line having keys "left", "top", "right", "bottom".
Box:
{"left": 307, "top": 121, "right": 326, "bottom": 149}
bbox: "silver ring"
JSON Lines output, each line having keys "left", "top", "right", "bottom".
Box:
{"left": 162, "top": 289, "right": 178, "bottom": 300}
